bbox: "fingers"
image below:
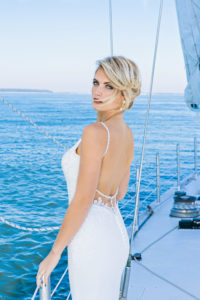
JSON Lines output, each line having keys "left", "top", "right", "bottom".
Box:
{"left": 36, "top": 272, "right": 44, "bottom": 287}
{"left": 37, "top": 269, "right": 51, "bottom": 287}
{"left": 36, "top": 262, "right": 47, "bottom": 286}
{"left": 36, "top": 252, "right": 60, "bottom": 287}
{"left": 37, "top": 274, "right": 48, "bottom": 287}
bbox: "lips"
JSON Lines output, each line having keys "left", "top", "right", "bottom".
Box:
{"left": 93, "top": 98, "right": 103, "bottom": 103}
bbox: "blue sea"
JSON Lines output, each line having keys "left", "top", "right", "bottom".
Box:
{"left": 0, "top": 92, "right": 199, "bottom": 299}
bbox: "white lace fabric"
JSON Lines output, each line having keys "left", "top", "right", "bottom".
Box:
{"left": 93, "top": 185, "right": 119, "bottom": 213}
{"left": 93, "top": 197, "right": 119, "bottom": 215}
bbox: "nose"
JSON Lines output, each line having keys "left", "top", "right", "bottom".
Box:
{"left": 94, "top": 84, "right": 103, "bottom": 97}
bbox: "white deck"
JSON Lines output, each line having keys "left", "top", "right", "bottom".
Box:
{"left": 127, "top": 174, "right": 200, "bottom": 300}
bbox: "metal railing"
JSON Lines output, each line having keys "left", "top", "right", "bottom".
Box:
{"left": 36, "top": 137, "right": 199, "bottom": 300}
{"left": 119, "top": 137, "right": 199, "bottom": 300}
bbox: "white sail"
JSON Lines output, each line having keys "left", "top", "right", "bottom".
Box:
{"left": 175, "top": 0, "right": 200, "bottom": 111}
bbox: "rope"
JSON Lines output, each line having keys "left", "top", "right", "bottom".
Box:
{"left": 0, "top": 96, "right": 66, "bottom": 232}
{"left": 0, "top": 96, "right": 68, "bottom": 151}
{"left": 0, "top": 217, "right": 59, "bottom": 232}
{"left": 140, "top": 225, "right": 178, "bottom": 253}
{"left": 133, "top": 259, "right": 200, "bottom": 300}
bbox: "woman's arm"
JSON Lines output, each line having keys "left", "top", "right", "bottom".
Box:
{"left": 36, "top": 123, "right": 107, "bottom": 286}
{"left": 52, "top": 123, "right": 108, "bottom": 254}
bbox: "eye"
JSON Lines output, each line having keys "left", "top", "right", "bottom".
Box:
{"left": 106, "top": 84, "right": 113, "bottom": 90}
{"left": 93, "top": 80, "right": 98, "bottom": 86}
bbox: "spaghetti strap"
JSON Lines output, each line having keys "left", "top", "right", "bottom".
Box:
{"left": 99, "top": 121, "right": 110, "bottom": 157}
{"left": 96, "top": 186, "right": 119, "bottom": 199}
{"left": 96, "top": 122, "right": 118, "bottom": 203}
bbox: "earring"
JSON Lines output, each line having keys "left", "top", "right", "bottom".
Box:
{"left": 120, "top": 100, "right": 126, "bottom": 111}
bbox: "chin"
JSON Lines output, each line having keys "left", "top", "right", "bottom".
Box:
{"left": 92, "top": 103, "right": 102, "bottom": 110}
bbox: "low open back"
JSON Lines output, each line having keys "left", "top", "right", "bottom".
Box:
{"left": 94, "top": 121, "right": 120, "bottom": 210}
{"left": 61, "top": 121, "right": 130, "bottom": 300}
{"left": 73, "top": 120, "right": 132, "bottom": 211}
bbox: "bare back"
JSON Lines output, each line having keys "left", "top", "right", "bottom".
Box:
{"left": 76, "top": 120, "right": 134, "bottom": 204}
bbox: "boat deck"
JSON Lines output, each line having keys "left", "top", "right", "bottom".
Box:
{"left": 127, "top": 174, "right": 200, "bottom": 300}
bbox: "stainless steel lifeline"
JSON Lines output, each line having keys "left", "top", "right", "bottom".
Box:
{"left": 194, "top": 137, "right": 198, "bottom": 178}
{"left": 135, "top": 165, "right": 140, "bottom": 232}
{"left": 156, "top": 153, "right": 160, "bottom": 204}
{"left": 1, "top": 0, "right": 198, "bottom": 297}
{"left": 177, "top": 144, "right": 180, "bottom": 191}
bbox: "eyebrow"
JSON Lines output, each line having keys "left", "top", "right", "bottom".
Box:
{"left": 93, "top": 78, "right": 111, "bottom": 84}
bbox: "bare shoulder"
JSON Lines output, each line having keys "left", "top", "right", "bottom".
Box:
{"left": 80, "top": 122, "right": 107, "bottom": 158}
{"left": 82, "top": 122, "right": 107, "bottom": 140}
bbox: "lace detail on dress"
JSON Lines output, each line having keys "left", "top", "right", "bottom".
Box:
{"left": 93, "top": 196, "right": 118, "bottom": 214}
{"left": 93, "top": 186, "right": 119, "bottom": 214}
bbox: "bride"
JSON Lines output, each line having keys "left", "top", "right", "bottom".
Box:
{"left": 36, "top": 55, "right": 141, "bottom": 299}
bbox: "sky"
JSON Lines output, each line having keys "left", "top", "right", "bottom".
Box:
{"left": 0, "top": 0, "right": 186, "bottom": 94}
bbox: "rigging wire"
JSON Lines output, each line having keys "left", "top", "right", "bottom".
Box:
{"left": 120, "top": 1, "right": 164, "bottom": 298}
{"left": 130, "top": 0, "right": 164, "bottom": 249}
{"left": 108, "top": 0, "right": 114, "bottom": 55}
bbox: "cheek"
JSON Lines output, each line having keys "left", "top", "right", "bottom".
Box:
{"left": 104, "top": 88, "right": 114, "bottom": 96}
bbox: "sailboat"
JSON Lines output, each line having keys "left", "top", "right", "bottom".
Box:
{"left": 176, "top": 0, "right": 200, "bottom": 112}
{"left": 0, "top": 0, "right": 199, "bottom": 299}
{"left": 36, "top": 1, "right": 200, "bottom": 299}
{"left": 122, "top": 1, "right": 200, "bottom": 299}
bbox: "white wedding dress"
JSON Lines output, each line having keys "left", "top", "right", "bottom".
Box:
{"left": 61, "top": 121, "right": 130, "bottom": 300}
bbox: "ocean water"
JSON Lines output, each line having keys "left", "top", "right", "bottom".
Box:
{"left": 0, "top": 92, "right": 199, "bottom": 299}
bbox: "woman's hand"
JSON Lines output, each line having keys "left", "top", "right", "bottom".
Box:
{"left": 36, "top": 249, "right": 61, "bottom": 287}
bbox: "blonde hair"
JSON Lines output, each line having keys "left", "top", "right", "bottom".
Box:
{"left": 94, "top": 56, "right": 141, "bottom": 112}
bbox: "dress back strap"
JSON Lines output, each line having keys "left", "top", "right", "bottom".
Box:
{"left": 96, "top": 186, "right": 119, "bottom": 199}
{"left": 99, "top": 121, "right": 110, "bottom": 157}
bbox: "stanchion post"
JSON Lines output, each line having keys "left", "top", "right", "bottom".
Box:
{"left": 39, "top": 276, "right": 51, "bottom": 300}
{"left": 156, "top": 152, "right": 160, "bottom": 204}
{"left": 194, "top": 137, "right": 198, "bottom": 178}
{"left": 135, "top": 165, "right": 140, "bottom": 231}
{"left": 119, "top": 254, "right": 132, "bottom": 300}
{"left": 177, "top": 144, "right": 180, "bottom": 191}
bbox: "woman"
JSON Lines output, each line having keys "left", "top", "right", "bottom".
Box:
{"left": 36, "top": 56, "right": 141, "bottom": 299}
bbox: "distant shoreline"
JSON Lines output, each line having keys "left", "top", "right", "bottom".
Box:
{"left": 0, "top": 88, "right": 53, "bottom": 93}
{"left": 0, "top": 89, "right": 184, "bottom": 95}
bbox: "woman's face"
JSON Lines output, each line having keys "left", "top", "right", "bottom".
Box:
{"left": 92, "top": 67, "right": 124, "bottom": 112}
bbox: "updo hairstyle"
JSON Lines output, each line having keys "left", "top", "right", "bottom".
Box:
{"left": 95, "top": 56, "right": 141, "bottom": 111}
